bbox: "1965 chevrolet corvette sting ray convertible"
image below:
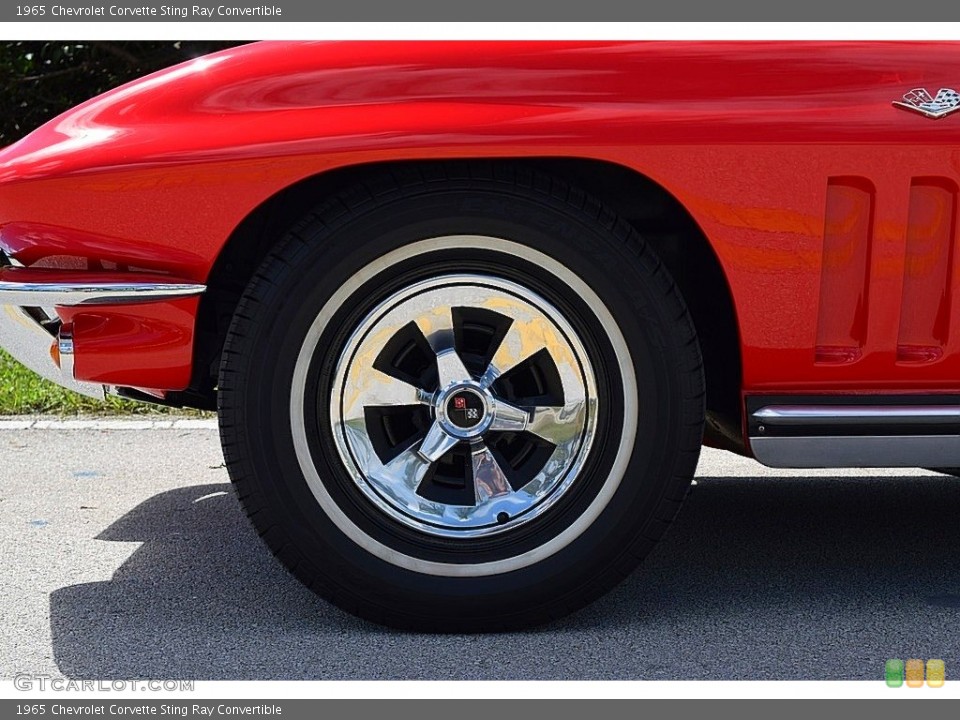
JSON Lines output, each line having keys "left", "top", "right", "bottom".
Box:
{"left": 1, "top": 41, "right": 959, "bottom": 630}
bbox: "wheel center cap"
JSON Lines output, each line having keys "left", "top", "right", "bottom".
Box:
{"left": 446, "top": 389, "right": 486, "bottom": 429}
{"left": 436, "top": 384, "right": 492, "bottom": 438}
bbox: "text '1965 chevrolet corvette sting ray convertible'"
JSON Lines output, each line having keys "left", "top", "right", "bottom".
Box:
{"left": 1, "top": 40, "right": 959, "bottom": 630}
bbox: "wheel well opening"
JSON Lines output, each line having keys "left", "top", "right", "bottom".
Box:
{"left": 188, "top": 158, "right": 744, "bottom": 451}
{"left": 530, "top": 159, "right": 744, "bottom": 453}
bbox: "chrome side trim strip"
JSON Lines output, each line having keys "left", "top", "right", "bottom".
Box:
{"left": 0, "top": 281, "right": 206, "bottom": 307}
{"left": 751, "top": 435, "right": 960, "bottom": 469}
{"left": 0, "top": 305, "right": 103, "bottom": 399}
{"left": 753, "top": 404, "right": 960, "bottom": 426}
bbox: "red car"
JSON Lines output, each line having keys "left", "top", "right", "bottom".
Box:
{"left": 2, "top": 40, "right": 958, "bottom": 630}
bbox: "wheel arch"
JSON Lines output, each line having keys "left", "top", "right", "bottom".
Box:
{"left": 189, "top": 157, "right": 744, "bottom": 452}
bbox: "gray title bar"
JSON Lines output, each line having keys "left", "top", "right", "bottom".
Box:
{"left": 5, "top": 1, "right": 960, "bottom": 22}
{"left": 0, "top": 700, "right": 954, "bottom": 719}
{"left": 0, "top": 696, "right": 955, "bottom": 720}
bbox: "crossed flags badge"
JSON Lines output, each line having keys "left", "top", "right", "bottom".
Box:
{"left": 894, "top": 87, "right": 960, "bottom": 119}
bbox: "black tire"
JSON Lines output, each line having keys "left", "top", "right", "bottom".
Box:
{"left": 218, "top": 164, "right": 704, "bottom": 631}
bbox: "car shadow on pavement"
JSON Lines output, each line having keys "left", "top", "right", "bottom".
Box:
{"left": 50, "top": 474, "right": 960, "bottom": 680}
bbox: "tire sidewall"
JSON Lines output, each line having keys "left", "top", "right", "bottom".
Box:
{"left": 223, "top": 185, "right": 691, "bottom": 620}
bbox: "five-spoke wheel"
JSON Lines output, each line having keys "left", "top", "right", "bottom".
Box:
{"left": 219, "top": 166, "right": 704, "bottom": 630}
{"left": 330, "top": 275, "right": 597, "bottom": 537}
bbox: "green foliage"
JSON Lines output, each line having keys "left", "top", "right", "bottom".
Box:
{"left": 0, "top": 41, "right": 242, "bottom": 144}
{"left": 0, "top": 349, "right": 207, "bottom": 415}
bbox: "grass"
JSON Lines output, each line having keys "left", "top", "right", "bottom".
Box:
{"left": 0, "top": 349, "right": 210, "bottom": 416}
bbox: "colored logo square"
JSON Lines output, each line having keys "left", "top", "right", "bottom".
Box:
{"left": 906, "top": 658, "right": 925, "bottom": 687}
{"left": 927, "top": 659, "right": 945, "bottom": 688}
{"left": 885, "top": 659, "right": 904, "bottom": 688}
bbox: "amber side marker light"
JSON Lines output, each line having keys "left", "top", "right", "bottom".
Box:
{"left": 49, "top": 340, "right": 60, "bottom": 368}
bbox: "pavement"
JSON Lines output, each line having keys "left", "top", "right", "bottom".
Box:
{"left": 1, "top": 418, "right": 958, "bottom": 681}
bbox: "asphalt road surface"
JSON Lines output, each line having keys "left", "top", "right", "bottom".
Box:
{"left": 1, "top": 418, "right": 958, "bottom": 681}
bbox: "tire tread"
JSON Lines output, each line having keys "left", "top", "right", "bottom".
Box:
{"left": 218, "top": 162, "right": 705, "bottom": 631}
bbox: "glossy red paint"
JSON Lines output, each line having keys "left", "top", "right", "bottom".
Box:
{"left": 0, "top": 267, "right": 200, "bottom": 390}
{"left": 1, "top": 41, "right": 959, "bottom": 406}
{"left": 60, "top": 298, "right": 199, "bottom": 390}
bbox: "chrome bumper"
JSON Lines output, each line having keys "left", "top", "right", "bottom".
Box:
{"left": 0, "top": 279, "right": 207, "bottom": 307}
{"left": 0, "top": 303, "right": 105, "bottom": 398}
{"left": 0, "top": 271, "right": 205, "bottom": 399}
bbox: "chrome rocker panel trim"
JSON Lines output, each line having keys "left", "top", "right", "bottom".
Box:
{"left": 753, "top": 404, "right": 960, "bottom": 426}
{"left": 750, "top": 403, "right": 960, "bottom": 468}
{"left": 751, "top": 435, "right": 960, "bottom": 469}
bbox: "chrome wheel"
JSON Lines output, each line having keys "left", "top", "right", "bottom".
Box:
{"left": 330, "top": 274, "right": 598, "bottom": 537}
{"left": 224, "top": 168, "right": 703, "bottom": 628}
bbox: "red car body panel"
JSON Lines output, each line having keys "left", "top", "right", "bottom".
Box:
{"left": 2, "top": 41, "right": 960, "bottom": 416}
{"left": 58, "top": 297, "right": 200, "bottom": 389}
